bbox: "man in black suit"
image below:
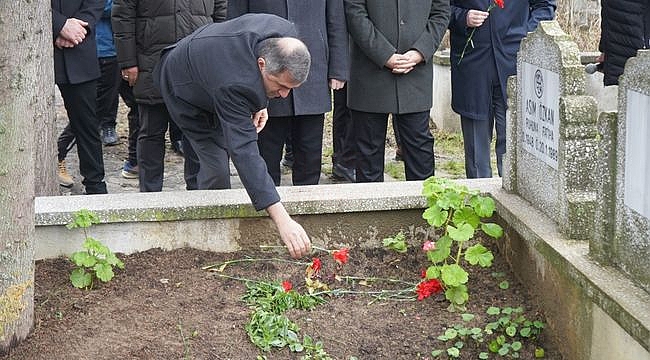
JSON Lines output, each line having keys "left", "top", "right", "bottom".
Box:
{"left": 155, "top": 14, "right": 312, "bottom": 259}
{"left": 52, "top": 0, "right": 107, "bottom": 194}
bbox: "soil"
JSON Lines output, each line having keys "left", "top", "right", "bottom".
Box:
{"left": 2, "top": 244, "right": 561, "bottom": 360}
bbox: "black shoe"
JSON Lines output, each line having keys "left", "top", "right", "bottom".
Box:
{"left": 281, "top": 155, "right": 294, "bottom": 168}
{"left": 101, "top": 127, "right": 119, "bottom": 146}
{"left": 332, "top": 163, "right": 356, "bottom": 182}
{"left": 172, "top": 140, "right": 184, "bottom": 156}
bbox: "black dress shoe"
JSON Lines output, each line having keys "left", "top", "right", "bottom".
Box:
{"left": 172, "top": 140, "right": 184, "bottom": 156}
{"left": 332, "top": 163, "right": 356, "bottom": 182}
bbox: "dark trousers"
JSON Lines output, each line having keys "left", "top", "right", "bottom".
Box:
{"left": 162, "top": 96, "right": 229, "bottom": 190}
{"left": 137, "top": 103, "right": 176, "bottom": 192}
{"left": 57, "top": 81, "right": 107, "bottom": 194}
{"left": 119, "top": 80, "right": 139, "bottom": 165}
{"left": 352, "top": 110, "right": 434, "bottom": 182}
{"left": 97, "top": 56, "right": 120, "bottom": 130}
{"left": 460, "top": 82, "right": 506, "bottom": 178}
{"left": 332, "top": 87, "right": 355, "bottom": 169}
{"left": 258, "top": 114, "right": 324, "bottom": 186}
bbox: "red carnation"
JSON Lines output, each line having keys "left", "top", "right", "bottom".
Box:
{"left": 332, "top": 248, "right": 350, "bottom": 264}
{"left": 415, "top": 279, "right": 443, "bottom": 301}
{"left": 282, "top": 280, "right": 292, "bottom": 292}
{"left": 311, "top": 258, "right": 322, "bottom": 272}
{"left": 494, "top": 0, "right": 505, "bottom": 9}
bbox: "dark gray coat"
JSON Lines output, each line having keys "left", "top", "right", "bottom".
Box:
{"left": 344, "top": 0, "right": 449, "bottom": 114}
{"left": 227, "top": 0, "right": 349, "bottom": 116}
{"left": 112, "top": 0, "right": 226, "bottom": 104}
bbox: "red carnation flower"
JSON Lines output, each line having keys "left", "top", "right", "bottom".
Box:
{"left": 415, "top": 279, "right": 443, "bottom": 301}
{"left": 311, "top": 258, "right": 322, "bottom": 272}
{"left": 494, "top": 0, "right": 505, "bottom": 8}
{"left": 332, "top": 248, "right": 350, "bottom": 264}
{"left": 282, "top": 280, "right": 292, "bottom": 292}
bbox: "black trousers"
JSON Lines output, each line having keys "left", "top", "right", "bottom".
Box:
{"left": 119, "top": 80, "right": 139, "bottom": 165}
{"left": 97, "top": 56, "right": 120, "bottom": 130}
{"left": 258, "top": 114, "right": 324, "bottom": 186}
{"left": 137, "top": 103, "right": 174, "bottom": 192}
{"left": 351, "top": 110, "right": 434, "bottom": 182}
{"left": 332, "top": 87, "right": 355, "bottom": 169}
{"left": 57, "top": 80, "right": 107, "bottom": 194}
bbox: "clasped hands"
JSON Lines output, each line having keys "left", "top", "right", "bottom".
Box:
{"left": 385, "top": 50, "right": 424, "bottom": 74}
{"left": 55, "top": 18, "right": 88, "bottom": 49}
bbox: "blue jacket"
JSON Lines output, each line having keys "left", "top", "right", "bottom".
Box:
{"left": 96, "top": 0, "right": 115, "bottom": 58}
{"left": 449, "top": 0, "right": 555, "bottom": 120}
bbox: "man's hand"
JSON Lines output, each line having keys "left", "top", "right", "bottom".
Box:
{"left": 466, "top": 9, "right": 489, "bottom": 28}
{"left": 60, "top": 18, "right": 88, "bottom": 45}
{"left": 54, "top": 36, "right": 75, "bottom": 49}
{"left": 329, "top": 79, "right": 346, "bottom": 90}
{"left": 385, "top": 53, "right": 419, "bottom": 74}
{"left": 252, "top": 108, "right": 268, "bottom": 133}
{"left": 266, "top": 202, "right": 312, "bottom": 259}
{"left": 121, "top": 66, "right": 139, "bottom": 87}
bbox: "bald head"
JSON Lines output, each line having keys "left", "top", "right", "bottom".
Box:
{"left": 257, "top": 37, "right": 311, "bottom": 85}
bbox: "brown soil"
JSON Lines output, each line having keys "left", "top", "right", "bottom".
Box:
{"left": 3, "top": 244, "right": 561, "bottom": 360}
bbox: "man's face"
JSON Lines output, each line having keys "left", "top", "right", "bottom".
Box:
{"left": 258, "top": 58, "right": 300, "bottom": 99}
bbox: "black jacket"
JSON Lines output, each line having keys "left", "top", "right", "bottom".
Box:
{"left": 599, "top": 0, "right": 649, "bottom": 86}
{"left": 156, "top": 14, "right": 298, "bottom": 210}
{"left": 52, "top": 0, "right": 104, "bottom": 85}
{"left": 112, "top": 0, "right": 226, "bottom": 104}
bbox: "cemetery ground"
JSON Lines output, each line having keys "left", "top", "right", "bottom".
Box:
{"left": 3, "top": 242, "right": 559, "bottom": 359}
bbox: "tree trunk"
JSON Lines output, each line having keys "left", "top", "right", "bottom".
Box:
{"left": 0, "top": 1, "right": 52, "bottom": 354}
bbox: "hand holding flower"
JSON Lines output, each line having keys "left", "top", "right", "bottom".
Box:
{"left": 457, "top": 0, "right": 505, "bottom": 65}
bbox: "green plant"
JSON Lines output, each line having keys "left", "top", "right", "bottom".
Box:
{"left": 421, "top": 177, "right": 503, "bottom": 308}
{"left": 431, "top": 306, "right": 546, "bottom": 359}
{"left": 243, "top": 280, "right": 329, "bottom": 359}
{"left": 383, "top": 231, "right": 408, "bottom": 253}
{"left": 66, "top": 209, "right": 124, "bottom": 289}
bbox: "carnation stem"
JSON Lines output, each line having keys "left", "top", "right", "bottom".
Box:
{"left": 457, "top": 27, "right": 477, "bottom": 65}
{"left": 337, "top": 275, "right": 417, "bottom": 287}
{"left": 202, "top": 257, "right": 310, "bottom": 271}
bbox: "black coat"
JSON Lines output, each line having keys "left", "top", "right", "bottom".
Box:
{"left": 52, "top": 0, "right": 104, "bottom": 85}
{"left": 112, "top": 0, "right": 226, "bottom": 104}
{"left": 156, "top": 14, "right": 298, "bottom": 210}
{"left": 449, "top": 0, "right": 555, "bottom": 120}
{"left": 227, "top": 0, "right": 349, "bottom": 117}
{"left": 599, "top": 0, "right": 649, "bottom": 86}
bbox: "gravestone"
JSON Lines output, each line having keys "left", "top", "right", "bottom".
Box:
{"left": 593, "top": 50, "right": 650, "bottom": 292}
{"left": 503, "top": 21, "right": 598, "bottom": 240}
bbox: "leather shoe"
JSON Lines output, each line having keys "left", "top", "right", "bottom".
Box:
{"left": 332, "top": 163, "right": 355, "bottom": 182}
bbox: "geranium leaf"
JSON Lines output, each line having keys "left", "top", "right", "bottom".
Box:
{"left": 441, "top": 264, "right": 469, "bottom": 286}
{"left": 423, "top": 205, "right": 448, "bottom": 227}
{"left": 444, "top": 285, "right": 469, "bottom": 305}
{"left": 70, "top": 268, "right": 92, "bottom": 289}
{"left": 94, "top": 263, "right": 115, "bottom": 282}
{"left": 471, "top": 196, "right": 495, "bottom": 217}
{"left": 426, "top": 236, "right": 452, "bottom": 264}
{"left": 481, "top": 223, "right": 503, "bottom": 239}
{"left": 426, "top": 265, "right": 440, "bottom": 279}
{"left": 447, "top": 224, "right": 474, "bottom": 242}
{"left": 452, "top": 207, "right": 480, "bottom": 228}
{"left": 464, "top": 244, "right": 494, "bottom": 267}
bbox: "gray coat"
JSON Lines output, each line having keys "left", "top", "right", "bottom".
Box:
{"left": 227, "top": 0, "right": 349, "bottom": 116}
{"left": 344, "top": 0, "right": 449, "bottom": 114}
{"left": 112, "top": 0, "right": 226, "bottom": 104}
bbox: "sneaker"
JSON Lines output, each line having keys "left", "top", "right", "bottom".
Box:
{"left": 58, "top": 160, "right": 74, "bottom": 187}
{"left": 121, "top": 160, "right": 139, "bottom": 179}
{"left": 101, "top": 127, "right": 120, "bottom": 146}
